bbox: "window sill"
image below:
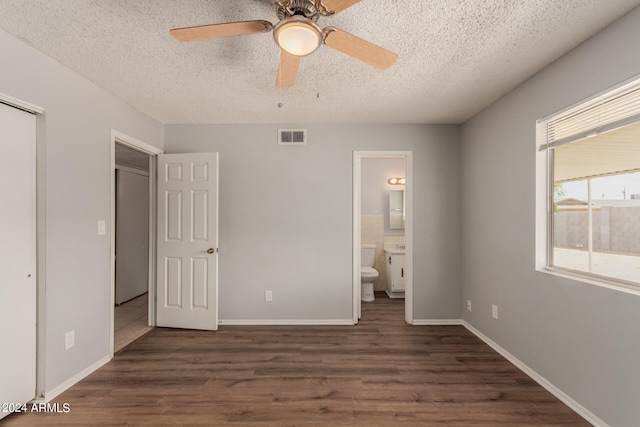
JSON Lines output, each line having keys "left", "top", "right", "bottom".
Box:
{"left": 538, "top": 267, "right": 640, "bottom": 297}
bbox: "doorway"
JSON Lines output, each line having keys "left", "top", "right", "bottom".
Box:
{"left": 110, "top": 131, "right": 162, "bottom": 355}
{"left": 353, "top": 151, "right": 413, "bottom": 324}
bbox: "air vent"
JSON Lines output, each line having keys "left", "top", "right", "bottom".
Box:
{"left": 278, "top": 129, "right": 307, "bottom": 145}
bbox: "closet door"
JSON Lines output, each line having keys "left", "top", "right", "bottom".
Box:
{"left": 0, "top": 102, "right": 37, "bottom": 419}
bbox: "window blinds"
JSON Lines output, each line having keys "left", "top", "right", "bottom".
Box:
{"left": 538, "top": 77, "right": 640, "bottom": 151}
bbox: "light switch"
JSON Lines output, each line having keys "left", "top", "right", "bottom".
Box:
{"left": 98, "top": 220, "right": 106, "bottom": 235}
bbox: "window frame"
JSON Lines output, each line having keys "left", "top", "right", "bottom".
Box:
{"left": 536, "top": 75, "right": 640, "bottom": 296}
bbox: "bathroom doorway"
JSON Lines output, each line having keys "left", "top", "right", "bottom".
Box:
{"left": 353, "top": 151, "right": 413, "bottom": 324}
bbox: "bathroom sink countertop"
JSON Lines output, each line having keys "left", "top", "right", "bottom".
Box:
{"left": 384, "top": 243, "right": 406, "bottom": 254}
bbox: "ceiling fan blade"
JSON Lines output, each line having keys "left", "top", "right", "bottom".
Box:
{"left": 276, "top": 50, "right": 301, "bottom": 88}
{"left": 323, "top": 27, "right": 398, "bottom": 70}
{"left": 321, "top": 0, "right": 362, "bottom": 14}
{"left": 170, "top": 20, "right": 273, "bottom": 42}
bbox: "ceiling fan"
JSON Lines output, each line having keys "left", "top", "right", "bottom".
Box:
{"left": 169, "top": 0, "right": 398, "bottom": 88}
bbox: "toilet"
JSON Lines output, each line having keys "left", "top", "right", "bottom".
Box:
{"left": 361, "top": 244, "right": 379, "bottom": 302}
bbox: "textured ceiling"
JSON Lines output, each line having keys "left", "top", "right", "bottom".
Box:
{"left": 0, "top": 0, "right": 638, "bottom": 124}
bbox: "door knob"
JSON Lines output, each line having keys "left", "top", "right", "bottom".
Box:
{"left": 207, "top": 248, "right": 216, "bottom": 254}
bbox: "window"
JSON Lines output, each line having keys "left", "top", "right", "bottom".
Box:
{"left": 537, "top": 76, "right": 640, "bottom": 288}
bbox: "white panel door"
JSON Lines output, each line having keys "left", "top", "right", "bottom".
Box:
{"left": 0, "top": 102, "right": 36, "bottom": 419}
{"left": 157, "top": 153, "right": 218, "bottom": 330}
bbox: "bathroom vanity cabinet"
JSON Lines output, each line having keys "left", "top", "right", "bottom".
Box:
{"left": 385, "top": 252, "right": 405, "bottom": 298}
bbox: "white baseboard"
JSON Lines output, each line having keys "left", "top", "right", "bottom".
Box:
{"left": 462, "top": 321, "right": 607, "bottom": 427}
{"left": 412, "top": 319, "right": 463, "bottom": 325}
{"left": 219, "top": 319, "right": 354, "bottom": 326}
{"left": 32, "top": 355, "right": 111, "bottom": 403}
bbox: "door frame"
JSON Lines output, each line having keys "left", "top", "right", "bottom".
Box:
{"left": 109, "top": 130, "right": 162, "bottom": 357}
{"left": 353, "top": 151, "right": 413, "bottom": 324}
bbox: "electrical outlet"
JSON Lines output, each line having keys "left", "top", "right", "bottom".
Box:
{"left": 65, "top": 330, "right": 75, "bottom": 350}
{"left": 492, "top": 304, "right": 498, "bottom": 320}
{"left": 466, "top": 299, "right": 472, "bottom": 312}
{"left": 265, "top": 290, "right": 273, "bottom": 302}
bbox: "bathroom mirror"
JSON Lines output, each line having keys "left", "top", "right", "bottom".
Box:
{"left": 389, "top": 190, "right": 405, "bottom": 229}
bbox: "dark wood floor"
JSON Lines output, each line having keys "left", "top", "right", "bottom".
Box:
{"left": 4, "top": 293, "right": 588, "bottom": 426}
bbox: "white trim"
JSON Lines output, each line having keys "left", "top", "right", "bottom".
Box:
{"left": 111, "top": 130, "right": 162, "bottom": 155}
{"left": 352, "top": 155, "right": 362, "bottom": 323}
{"left": 404, "top": 152, "right": 414, "bottom": 324}
{"left": 462, "top": 321, "right": 608, "bottom": 427}
{"left": 353, "top": 151, "right": 414, "bottom": 325}
{"left": 219, "top": 319, "right": 354, "bottom": 326}
{"left": 0, "top": 91, "right": 44, "bottom": 115}
{"left": 536, "top": 74, "right": 640, "bottom": 293}
{"left": 213, "top": 154, "right": 220, "bottom": 330}
{"left": 412, "top": 319, "right": 463, "bottom": 325}
{"left": 109, "top": 130, "right": 162, "bottom": 358}
{"left": 33, "top": 355, "right": 110, "bottom": 403}
{"left": 115, "top": 164, "right": 149, "bottom": 177}
{"left": 537, "top": 268, "right": 640, "bottom": 297}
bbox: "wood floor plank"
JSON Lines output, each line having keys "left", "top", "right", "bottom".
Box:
{"left": 114, "top": 293, "right": 152, "bottom": 353}
{"left": 4, "top": 293, "right": 589, "bottom": 426}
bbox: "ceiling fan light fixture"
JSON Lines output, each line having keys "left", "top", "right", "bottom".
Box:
{"left": 273, "top": 16, "right": 322, "bottom": 56}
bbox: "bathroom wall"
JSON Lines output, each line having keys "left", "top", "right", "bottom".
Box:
{"left": 165, "top": 124, "right": 461, "bottom": 322}
{"left": 361, "top": 157, "right": 406, "bottom": 234}
{"left": 361, "top": 214, "right": 385, "bottom": 290}
{"left": 361, "top": 157, "right": 406, "bottom": 290}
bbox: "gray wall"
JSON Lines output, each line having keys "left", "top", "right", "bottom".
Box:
{"left": 8, "top": 5, "right": 639, "bottom": 422}
{"left": 165, "top": 124, "right": 461, "bottom": 321}
{"left": 362, "top": 157, "right": 406, "bottom": 234}
{"left": 460, "top": 7, "right": 640, "bottom": 426}
{"left": 0, "top": 30, "right": 163, "bottom": 395}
